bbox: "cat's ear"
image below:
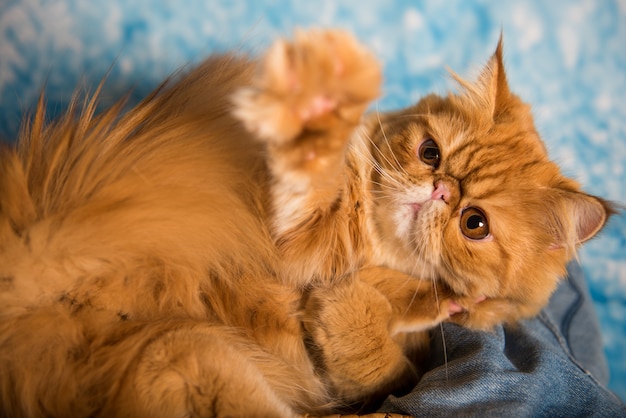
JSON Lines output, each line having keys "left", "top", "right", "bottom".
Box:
{"left": 451, "top": 34, "right": 512, "bottom": 121}
{"left": 548, "top": 190, "right": 614, "bottom": 250}
{"left": 485, "top": 36, "right": 512, "bottom": 120}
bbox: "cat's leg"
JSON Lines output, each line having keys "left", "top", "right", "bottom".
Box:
{"left": 232, "top": 29, "right": 382, "bottom": 286}
{"left": 1, "top": 309, "right": 315, "bottom": 417}
{"left": 301, "top": 267, "right": 460, "bottom": 410}
{"left": 360, "top": 268, "right": 541, "bottom": 332}
{"left": 356, "top": 266, "right": 463, "bottom": 336}
{"left": 105, "top": 322, "right": 322, "bottom": 418}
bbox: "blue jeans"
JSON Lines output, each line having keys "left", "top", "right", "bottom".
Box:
{"left": 380, "top": 263, "right": 626, "bottom": 417}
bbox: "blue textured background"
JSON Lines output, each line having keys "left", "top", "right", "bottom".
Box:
{"left": 1, "top": 0, "right": 624, "bottom": 402}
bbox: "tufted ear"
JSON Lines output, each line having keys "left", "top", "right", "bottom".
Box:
{"left": 450, "top": 34, "right": 512, "bottom": 121}
{"left": 485, "top": 36, "right": 512, "bottom": 120}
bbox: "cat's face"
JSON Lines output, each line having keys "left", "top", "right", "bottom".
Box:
{"left": 366, "top": 41, "right": 610, "bottom": 311}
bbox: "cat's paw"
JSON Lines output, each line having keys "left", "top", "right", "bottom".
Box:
{"left": 447, "top": 296, "right": 513, "bottom": 331}
{"left": 232, "top": 29, "right": 382, "bottom": 145}
{"left": 301, "top": 279, "right": 415, "bottom": 400}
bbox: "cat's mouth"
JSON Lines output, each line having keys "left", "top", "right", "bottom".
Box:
{"left": 406, "top": 200, "right": 443, "bottom": 219}
{"left": 409, "top": 202, "right": 422, "bottom": 216}
{"left": 392, "top": 201, "right": 436, "bottom": 240}
{"left": 391, "top": 199, "right": 447, "bottom": 257}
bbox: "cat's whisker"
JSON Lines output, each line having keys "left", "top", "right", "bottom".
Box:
{"left": 350, "top": 146, "right": 380, "bottom": 175}
{"left": 368, "top": 194, "right": 396, "bottom": 204}
{"left": 423, "top": 236, "right": 458, "bottom": 387}
{"left": 369, "top": 180, "right": 401, "bottom": 193}
{"left": 424, "top": 275, "right": 451, "bottom": 385}
{"left": 401, "top": 257, "right": 451, "bottom": 385}
{"left": 438, "top": 321, "right": 450, "bottom": 383}
{"left": 437, "top": 239, "right": 458, "bottom": 283}
{"left": 367, "top": 163, "right": 407, "bottom": 192}
{"left": 373, "top": 103, "right": 409, "bottom": 177}
{"left": 400, "top": 275, "right": 423, "bottom": 319}
{"left": 396, "top": 112, "right": 433, "bottom": 119}
{"left": 357, "top": 125, "right": 406, "bottom": 179}
{"left": 350, "top": 138, "right": 407, "bottom": 191}
{"left": 406, "top": 233, "right": 428, "bottom": 265}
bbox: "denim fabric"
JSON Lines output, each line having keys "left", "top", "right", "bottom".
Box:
{"left": 380, "top": 263, "right": 626, "bottom": 417}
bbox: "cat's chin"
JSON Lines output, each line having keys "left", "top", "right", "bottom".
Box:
{"left": 369, "top": 218, "right": 443, "bottom": 282}
{"left": 371, "top": 245, "right": 440, "bottom": 282}
{"left": 386, "top": 199, "right": 443, "bottom": 247}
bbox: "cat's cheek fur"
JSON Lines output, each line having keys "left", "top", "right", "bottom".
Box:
{"left": 390, "top": 204, "right": 415, "bottom": 240}
{"left": 407, "top": 204, "right": 452, "bottom": 271}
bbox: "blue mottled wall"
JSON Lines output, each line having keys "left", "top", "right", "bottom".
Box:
{"left": 1, "top": 0, "right": 624, "bottom": 401}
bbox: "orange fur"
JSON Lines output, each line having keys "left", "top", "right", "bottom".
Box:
{"left": 0, "top": 30, "right": 612, "bottom": 416}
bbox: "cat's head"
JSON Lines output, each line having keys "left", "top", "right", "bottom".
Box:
{"left": 365, "top": 39, "right": 613, "bottom": 322}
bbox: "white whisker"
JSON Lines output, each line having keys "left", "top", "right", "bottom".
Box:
{"left": 439, "top": 321, "right": 450, "bottom": 383}
{"left": 403, "top": 228, "right": 451, "bottom": 385}
{"left": 351, "top": 132, "right": 406, "bottom": 191}
{"left": 397, "top": 112, "right": 433, "bottom": 119}
{"left": 375, "top": 103, "right": 409, "bottom": 176}
{"left": 357, "top": 122, "right": 404, "bottom": 179}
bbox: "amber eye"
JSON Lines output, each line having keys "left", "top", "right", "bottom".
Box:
{"left": 460, "top": 207, "right": 490, "bottom": 240}
{"left": 418, "top": 138, "right": 440, "bottom": 168}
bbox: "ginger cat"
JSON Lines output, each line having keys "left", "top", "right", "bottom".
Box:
{"left": 0, "top": 29, "right": 612, "bottom": 417}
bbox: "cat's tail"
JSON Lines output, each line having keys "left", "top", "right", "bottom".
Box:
{"left": 0, "top": 58, "right": 275, "bottom": 312}
{"left": 0, "top": 140, "right": 36, "bottom": 249}
{"left": 0, "top": 91, "right": 138, "bottom": 310}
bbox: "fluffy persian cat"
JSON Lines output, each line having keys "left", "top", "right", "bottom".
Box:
{"left": 0, "top": 30, "right": 612, "bottom": 417}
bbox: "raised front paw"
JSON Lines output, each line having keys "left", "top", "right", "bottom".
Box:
{"left": 232, "top": 29, "right": 382, "bottom": 146}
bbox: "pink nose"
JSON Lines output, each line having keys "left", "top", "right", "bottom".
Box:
{"left": 431, "top": 181, "right": 451, "bottom": 202}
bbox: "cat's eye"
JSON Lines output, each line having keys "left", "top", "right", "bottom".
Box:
{"left": 418, "top": 138, "right": 440, "bottom": 169}
{"left": 460, "top": 207, "right": 490, "bottom": 240}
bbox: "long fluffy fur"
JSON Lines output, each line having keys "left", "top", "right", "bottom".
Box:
{"left": 0, "top": 30, "right": 613, "bottom": 416}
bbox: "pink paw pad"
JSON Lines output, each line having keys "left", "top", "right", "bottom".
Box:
{"left": 298, "top": 95, "right": 336, "bottom": 120}
{"left": 449, "top": 295, "right": 487, "bottom": 316}
{"left": 448, "top": 301, "right": 465, "bottom": 316}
